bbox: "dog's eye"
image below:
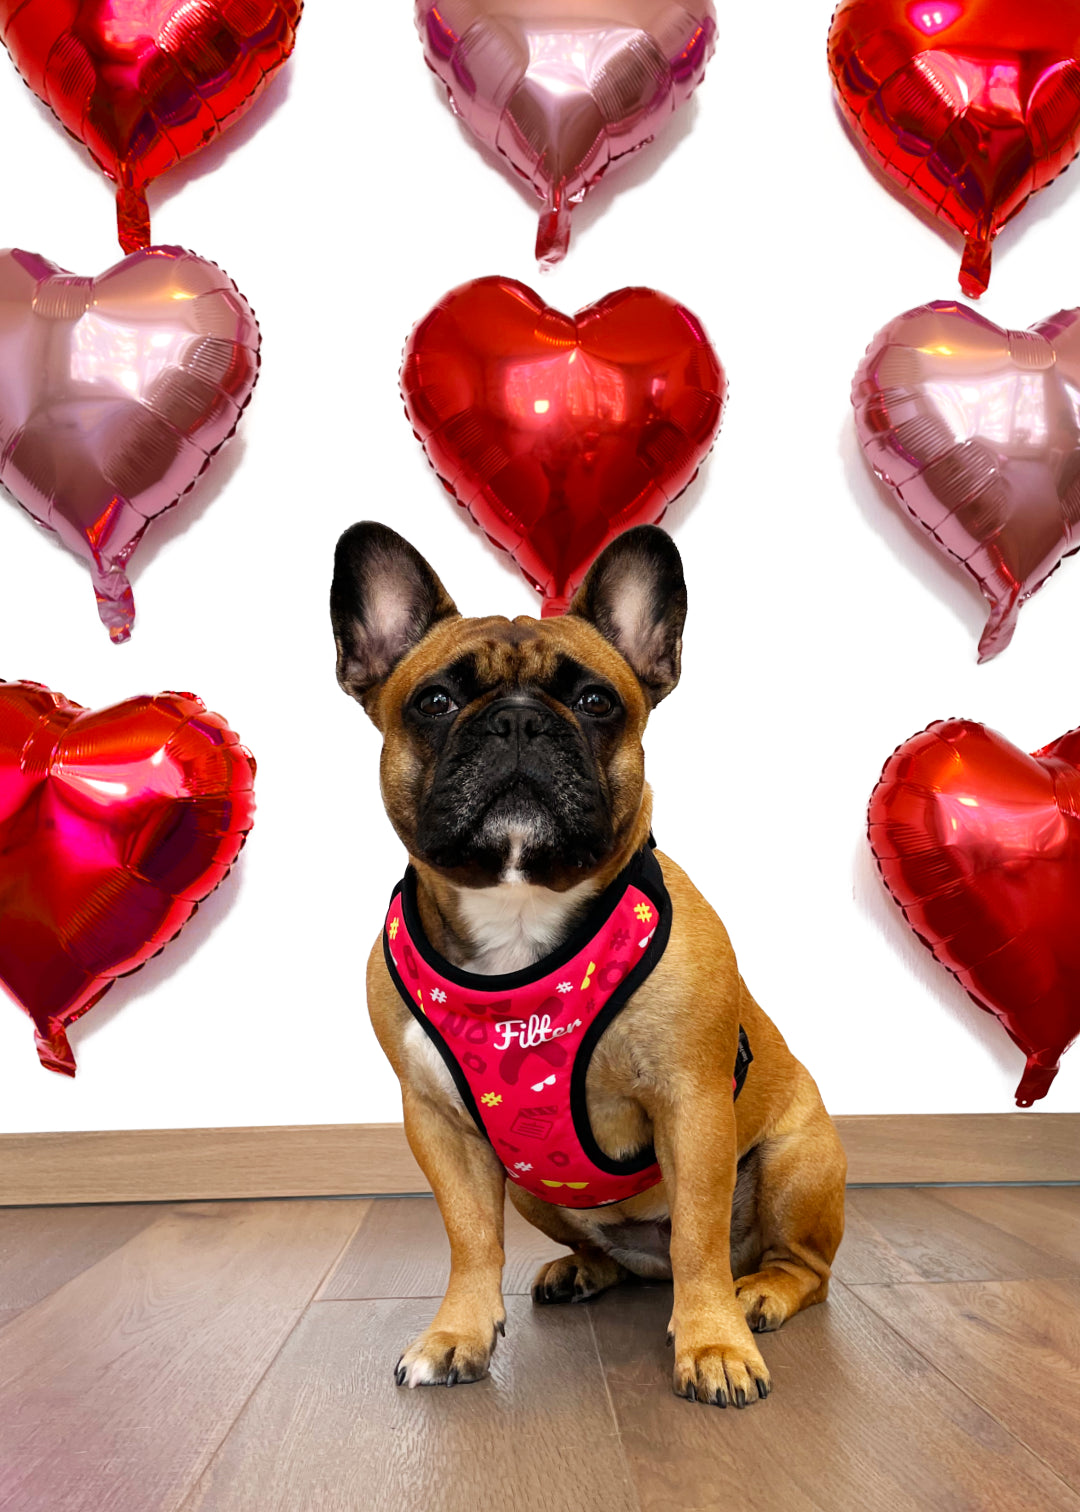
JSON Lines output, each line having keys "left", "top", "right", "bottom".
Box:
{"left": 415, "top": 687, "right": 458, "bottom": 718}
{"left": 574, "top": 687, "right": 617, "bottom": 718}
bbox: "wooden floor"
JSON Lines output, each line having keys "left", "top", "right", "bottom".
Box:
{"left": 2, "top": 1188, "right": 1080, "bottom": 1511}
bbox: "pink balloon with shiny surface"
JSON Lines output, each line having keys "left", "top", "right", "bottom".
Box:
{"left": 416, "top": 0, "right": 717, "bottom": 265}
{"left": 0, "top": 246, "right": 260, "bottom": 642}
{"left": 852, "top": 301, "right": 1080, "bottom": 662}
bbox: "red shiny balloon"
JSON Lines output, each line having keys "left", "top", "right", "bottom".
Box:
{"left": 0, "top": 681, "right": 256, "bottom": 1076}
{"left": 0, "top": 0, "right": 302, "bottom": 252}
{"left": 828, "top": 1, "right": 1080, "bottom": 297}
{"left": 401, "top": 277, "right": 726, "bottom": 614}
{"left": 868, "top": 719, "right": 1080, "bottom": 1107}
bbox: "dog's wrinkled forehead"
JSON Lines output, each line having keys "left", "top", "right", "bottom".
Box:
{"left": 396, "top": 614, "right": 634, "bottom": 708}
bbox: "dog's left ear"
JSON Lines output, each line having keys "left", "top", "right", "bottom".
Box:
{"left": 569, "top": 526, "right": 687, "bottom": 705}
{"left": 331, "top": 522, "right": 458, "bottom": 714}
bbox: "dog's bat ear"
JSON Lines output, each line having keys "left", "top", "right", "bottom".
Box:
{"left": 331, "top": 522, "right": 458, "bottom": 712}
{"left": 569, "top": 526, "right": 686, "bottom": 705}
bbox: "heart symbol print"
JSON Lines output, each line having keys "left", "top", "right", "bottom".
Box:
{"left": 869, "top": 719, "right": 1080, "bottom": 1107}
{"left": 829, "top": 2, "right": 1080, "bottom": 295}
{"left": 402, "top": 277, "right": 725, "bottom": 614}
{"left": 0, "top": 246, "right": 260, "bottom": 642}
{"left": 852, "top": 301, "right": 1080, "bottom": 661}
{"left": 0, "top": 681, "right": 256, "bottom": 1075}
{"left": 0, "top": 0, "right": 302, "bottom": 250}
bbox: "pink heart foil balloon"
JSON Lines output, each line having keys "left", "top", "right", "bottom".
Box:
{"left": 416, "top": 0, "right": 717, "bottom": 266}
{"left": 0, "top": 246, "right": 260, "bottom": 642}
{"left": 852, "top": 301, "right": 1080, "bottom": 661}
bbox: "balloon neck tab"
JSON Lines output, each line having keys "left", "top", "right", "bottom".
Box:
{"left": 536, "top": 187, "right": 572, "bottom": 269}
{"left": 116, "top": 181, "right": 151, "bottom": 256}
{"left": 541, "top": 595, "right": 571, "bottom": 618}
{"left": 959, "top": 236, "right": 993, "bottom": 300}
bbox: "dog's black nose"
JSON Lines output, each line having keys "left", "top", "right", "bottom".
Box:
{"left": 485, "top": 698, "right": 547, "bottom": 741}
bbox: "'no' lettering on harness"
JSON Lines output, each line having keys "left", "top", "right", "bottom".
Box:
{"left": 384, "top": 844, "right": 752, "bottom": 1209}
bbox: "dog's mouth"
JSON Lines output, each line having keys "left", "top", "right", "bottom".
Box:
{"left": 417, "top": 769, "right": 610, "bottom": 885}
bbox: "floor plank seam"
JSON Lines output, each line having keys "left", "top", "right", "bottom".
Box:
{"left": 834, "top": 1280, "right": 1080, "bottom": 1502}
{"left": 174, "top": 1205, "right": 371, "bottom": 1512}
{"left": 585, "top": 1305, "right": 647, "bottom": 1512}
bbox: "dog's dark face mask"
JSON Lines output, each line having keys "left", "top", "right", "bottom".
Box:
{"left": 330, "top": 523, "right": 687, "bottom": 890}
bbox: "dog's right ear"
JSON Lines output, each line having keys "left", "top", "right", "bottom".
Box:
{"left": 331, "top": 522, "right": 458, "bottom": 714}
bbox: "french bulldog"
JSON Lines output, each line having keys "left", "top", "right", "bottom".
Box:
{"left": 331, "top": 521, "right": 846, "bottom": 1408}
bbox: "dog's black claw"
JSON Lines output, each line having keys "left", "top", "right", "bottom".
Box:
{"left": 713, "top": 1390, "right": 728, "bottom": 1409}
{"left": 685, "top": 1382, "right": 697, "bottom": 1402}
{"left": 446, "top": 1367, "right": 459, "bottom": 1388}
{"left": 395, "top": 1365, "right": 407, "bottom": 1387}
{"left": 495, "top": 1319, "right": 506, "bottom": 1337}
{"left": 733, "top": 1386, "right": 748, "bottom": 1409}
{"left": 756, "top": 1377, "right": 771, "bottom": 1400}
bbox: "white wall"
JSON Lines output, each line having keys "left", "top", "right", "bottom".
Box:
{"left": 1, "top": 2, "right": 1078, "bottom": 1134}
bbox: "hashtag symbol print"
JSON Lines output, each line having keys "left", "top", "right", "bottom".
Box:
{"left": 634, "top": 903, "right": 653, "bottom": 924}
{"left": 481, "top": 1092, "right": 503, "bottom": 1108}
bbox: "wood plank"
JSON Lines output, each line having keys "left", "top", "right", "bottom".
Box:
{"left": 855, "top": 1278, "right": 1080, "bottom": 1492}
{"left": 3, "top": 1114, "right": 1078, "bottom": 1205}
{"left": 0, "top": 1203, "right": 160, "bottom": 1309}
{"left": 0, "top": 1199, "right": 367, "bottom": 1512}
{"left": 319, "top": 1195, "right": 567, "bottom": 1300}
{"left": 932, "top": 1185, "right": 1080, "bottom": 1269}
{"left": 834, "top": 1187, "right": 1080, "bottom": 1286}
{"left": 839, "top": 1114, "right": 1080, "bottom": 1184}
{"left": 0, "top": 1123, "right": 415, "bottom": 1205}
{"left": 591, "top": 1281, "right": 1080, "bottom": 1512}
{"left": 181, "top": 1295, "right": 640, "bottom": 1512}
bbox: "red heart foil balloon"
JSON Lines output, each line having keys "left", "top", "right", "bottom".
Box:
{"left": 416, "top": 0, "right": 717, "bottom": 266}
{"left": 828, "top": 1, "right": 1080, "bottom": 297}
{"left": 0, "top": 0, "right": 302, "bottom": 252}
{"left": 0, "top": 681, "right": 256, "bottom": 1076}
{"left": 869, "top": 720, "right": 1080, "bottom": 1107}
{"left": 0, "top": 245, "right": 260, "bottom": 642}
{"left": 401, "top": 277, "right": 726, "bottom": 613}
{"left": 852, "top": 301, "right": 1080, "bottom": 662}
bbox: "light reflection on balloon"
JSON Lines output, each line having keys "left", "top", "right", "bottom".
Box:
{"left": 869, "top": 719, "right": 1080, "bottom": 1106}
{"left": 852, "top": 300, "right": 1080, "bottom": 662}
{"left": 416, "top": 0, "right": 717, "bottom": 265}
{"left": 401, "top": 276, "right": 725, "bottom": 614}
{"left": 0, "top": 681, "right": 256, "bottom": 1077}
{"left": 0, "top": 246, "right": 260, "bottom": 642}
{"left": 0, "top": 0, "right": 302, "bottom": 250}
{"left": 829, "top": 1, "right": 1080, "bottom": 296}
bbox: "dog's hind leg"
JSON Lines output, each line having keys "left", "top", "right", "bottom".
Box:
{"left": 735, "top": 1072, "right": 847, "bottom": 1333}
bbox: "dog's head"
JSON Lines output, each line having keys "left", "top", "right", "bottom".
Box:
{"left": 330, "top": 523, "right": 686, "bottom": 890}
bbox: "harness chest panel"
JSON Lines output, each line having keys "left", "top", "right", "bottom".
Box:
{"left": 383, "top": 846, "right": 750, "bottom": 1210}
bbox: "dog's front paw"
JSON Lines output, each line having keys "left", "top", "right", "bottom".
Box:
{"left": 671, "top": 1327, "right": 772, "bottom": 1408}
{"left": 395, "top": 1318, "right": 504, "bottom": 1389}
{"left": 532, "top": 1250, "right": 623, "bottom": 1305}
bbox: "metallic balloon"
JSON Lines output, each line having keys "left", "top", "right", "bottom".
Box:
{"left": 0, "top": 681, "right": 256, "bottom": 1076}
{"left": 869, "top": 719, "right": 1080, "bottom": 1107}
{"left": 0, "top": 246, "right": 261, "bottom": 642}
{"left": 416, "top": 0, "right": 716, "bottom": 265}
{"left": 401, "top": 276, "right": 726, "bottom": 614}
{"left": 0, "top": 0, "right": 302, "bottom": 252}
{"left": 829, "top": 1, "right": 1080, "bottom": 297}
{"left": 852, "top": 301, "right": 1080, "bottom": 662}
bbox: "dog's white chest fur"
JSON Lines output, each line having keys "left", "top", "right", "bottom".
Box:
{"left": 455, "top": 875, "right": 597, "bottom": 975}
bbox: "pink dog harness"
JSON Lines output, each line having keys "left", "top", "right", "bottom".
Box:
{"left": 383, "top": 845, "right": 751, "bottom": 1210}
